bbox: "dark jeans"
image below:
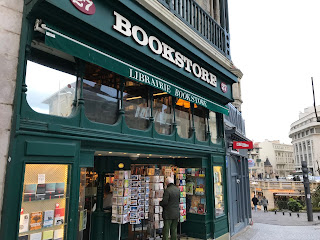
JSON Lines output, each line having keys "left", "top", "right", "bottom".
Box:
{"left": 264, "top": 206, "right": 268, "bottom": 212}
{"left": 163, "top": 219, "right": 178, "bottom": 240}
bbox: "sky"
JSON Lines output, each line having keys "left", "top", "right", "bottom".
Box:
{"left": 228, "top": 0, "right": 320, "bottom": 144}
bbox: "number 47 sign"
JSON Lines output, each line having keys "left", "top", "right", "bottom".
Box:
{"left": 70, "top": 0, "right": 96, "bottom": 15}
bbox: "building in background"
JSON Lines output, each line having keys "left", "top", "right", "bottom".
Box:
{"left": 0, "top": 0, "right": 243, "bottom": 240}
{"left": 258, "top": 140, "right": 294, "bottom": 177}
{"left": 289, "top": 106, "right": 320, "bottom": 176}
{"left": 248, "top": 143, "right": 263, "bottom": 178}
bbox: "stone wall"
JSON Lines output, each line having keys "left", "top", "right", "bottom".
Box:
{"left": 0, "top": 0, "right": 24, "bottom": 223}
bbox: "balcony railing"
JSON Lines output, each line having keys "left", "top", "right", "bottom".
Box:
{"left": 158, "top": 0, "right": 230, "bottom": 59}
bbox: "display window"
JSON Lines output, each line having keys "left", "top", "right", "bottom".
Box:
{"left": 213, "top": 166, "right": 225, "bottom": 217}
{"left": 19, "top": 164, "right": 70, "bottom": 240}
{"left": 185, "top": 168, "right": 206, "bottom": 215}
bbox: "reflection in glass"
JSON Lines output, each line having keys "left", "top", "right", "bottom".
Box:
{"left": 83, "top": 63, "right": 121, "bottom": 125}
{"left": 214, "top": 166, "right": 224, "bottom": 217}
{"left": 194, "top": 105, "right": 207, "bottom": 141}
{"left": 209, "top": 111, "right": 217, "bottom": 143}
{"left": 25, "top": 61, "right": 76, "bottom": 117}
{"left": 153, "top": 91, "right": 173, "bottom": 135}
{"left": 124, "top": 80, "right": 150, "bottom": 130}
{"left": 175, "top": 99, "right": 192, "bottom": 139}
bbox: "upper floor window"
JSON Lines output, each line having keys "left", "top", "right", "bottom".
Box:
{"left": 175, "top": 99, "right": 192, "bottom": 139}
{"left": 123, "top": 80, "right": 150, "bottom": 131}
{"left": 83, "top": 63, "right": 121, "bottom": 125}
{"left": 25, "top": 61, "right": 76, "bottom": 117}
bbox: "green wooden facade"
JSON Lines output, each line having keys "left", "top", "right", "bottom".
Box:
{"left": 0, "top": 0, "right": 237, "bottom": 239}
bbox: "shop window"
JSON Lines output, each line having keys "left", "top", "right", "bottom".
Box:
{"left": 19, "top": 164, "right": 70, "bottom": 240}
{"left": 208, "top": 111, "right": 218, "bottom": 143}
{"left": 124, "top": 80, "right": 150, "bottom": 130}
{"left": 153, "top": 91, "right": 174, "bottom": 135}
{"left": 194, "top": 105, "right": 207, "bottom": 141}
{"left": 185, "top": 168, "right": 207, "bottom": 215}
{"left": 175, "top": 99, "right": 192, "bottom": 139}
{"left": 213, "top": 166, "right": 224, "bottom": 217}
{"left": 25, "top": 61, "right": 76, "bottom": 117}
{"left": 83, "top": 63, "right": 121, "bottom": 125}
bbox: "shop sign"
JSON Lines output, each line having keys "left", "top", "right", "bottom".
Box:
{"left": 70, "top": 0, "right": 96, "bottom": 15}
{"left": 248, "top": 159, "right": 254, "bottom": 168}
{"left": 233, "top": 141, "right": 253, "bottom": 149}
{"left": 113, "top": 11, "right": 218, "bottom": 89}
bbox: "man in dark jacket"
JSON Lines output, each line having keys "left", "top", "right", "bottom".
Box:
{"left": 252, "top": 195, "right": 259, "bottom": 211}
{"left": 160, "top": 176, "right": 180, "bottom": 240}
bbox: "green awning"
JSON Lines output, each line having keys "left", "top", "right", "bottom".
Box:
{"left": 43, "top": 25, "right": 229, "bottom": 115}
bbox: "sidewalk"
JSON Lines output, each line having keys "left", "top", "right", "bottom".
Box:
{"left": 231, "top": 210, "right": 320, "bottom": 240}
{"left": 250, "top": 209, "right": 320, "bottom": 226}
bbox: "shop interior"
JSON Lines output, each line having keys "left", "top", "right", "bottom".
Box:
{"left": 78, "top": 151, "right": 209, "bottom": 240}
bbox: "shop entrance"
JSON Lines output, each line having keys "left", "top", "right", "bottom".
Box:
{"left": 77, "top": 151, "right": 207, "bottom": 240}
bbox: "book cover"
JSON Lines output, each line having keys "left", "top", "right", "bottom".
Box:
{"left": 54, "top": 208, "right": 65, "bottom": 226}
{"left": 29, "top": 211, "right": 43, "bottom": 231}
{"left": 53, "top": 229, "right": 63, "bottom": 240}
{"left": 54, "top": 183, "right": 65, "bottom": 198}
{"left": 197, "top": 203, "right": 205, "bottom": 214}
{"left": 23, "top": 184, "right": 37, "bottom": 202}
{"left": 45, "top": 183, "right": 56, "bottom": 200}
{"left": 19, "top": 213, "right": 29, "bottom": 233}
{"left": 30, "top": 232, "right": 42, "bottom": 240}
{"left": 43, "top": 230, "right": 54, "bottom": 240}
{"left": 36, "top": 184, "right": 46, "bottom": 200}
{"left": 43, "top": 210, "right": 54, "bottom": 228}
{"left": 18, "top": 235, "right": 28, "bottom": 240}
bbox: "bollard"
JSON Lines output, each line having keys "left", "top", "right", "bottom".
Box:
{"left": 289, "top": 213, "right": 291, "bottom": 216}
{"left": 283, "top": 212, "right": 285, "bottom": 215}
{"left": 318, "top": 216, "right": 320, "bottom": 220}
{"left": 275, "top": 210, "right": 277, "bottom": 214}
{"left": 297, "top": 213, "right": 299, "bottom": 218}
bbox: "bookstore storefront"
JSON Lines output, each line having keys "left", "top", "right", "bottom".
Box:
{"left": 0, "top": 1, "right": 237, "bottom": 240}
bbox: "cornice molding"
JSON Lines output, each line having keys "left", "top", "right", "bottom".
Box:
{"left": 136, "top": 0, "right": 243, "bottom": 78}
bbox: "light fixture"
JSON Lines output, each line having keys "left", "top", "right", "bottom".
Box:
{"left": 98, "top": 153, "right": 102, "bottom": 156}
{"left": 118, "top": 163, "right": 124, "bottom": 169}
{"left": 109, "top": 152, "right": 112, "bottom": 154}
{"left": 123, "top": 153, "right": 127, "bottom": 155}
{"left": 126, "top": 96, "right": 142, "bottom": 101}
{"left": 153, "top": 92, "right": 168, "bottom": 96}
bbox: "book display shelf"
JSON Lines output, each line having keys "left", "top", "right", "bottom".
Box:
{"left": 185, "top": 168, "right": 206, "bottom": 215}
{"left": 19, "top": 164, "right": 70, "bottom": 240}
{"left": 213, "top": 166, "right": 224, "bottom": 217}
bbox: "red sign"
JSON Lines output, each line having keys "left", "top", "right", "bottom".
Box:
{"left": 70, "top": 0, "right": 96, "bottom": 15}
{"left": 221, "top": 82, "right": 227, "bottom": 93}
{"left": 233, "top": 141, "right": 253, "bottom": 149}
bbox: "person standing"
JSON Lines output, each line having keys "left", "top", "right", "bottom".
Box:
{"left": 251, "top": 195, "right": 259, "bottom": 211}
{"left": 261, "top": 196, "right": 268, "bottom": 212}
{"left": 160, "top": 177, "right": 180, "bottom": 240}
